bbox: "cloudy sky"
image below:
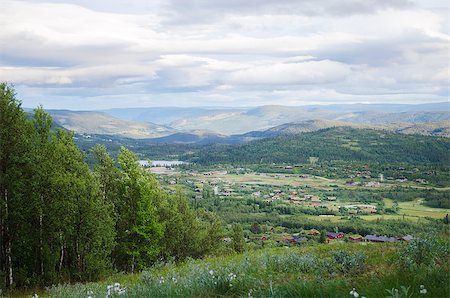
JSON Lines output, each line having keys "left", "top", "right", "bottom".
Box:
{"left": 0, "top": 0, "right": 448, "bottom": 109}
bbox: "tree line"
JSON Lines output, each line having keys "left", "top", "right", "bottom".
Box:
{"left": 0, "top": 83, "right": 223, "bottom": 289}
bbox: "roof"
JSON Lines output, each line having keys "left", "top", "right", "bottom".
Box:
{"left": 349, "top": 234, "right": 363, "bottom": 239}
{"left": 402, "top": 235, "right": 414, "bottom": 241}
{"left": 364, "top": 235, "right": 397, "bottom": 242}
{"left": 326, "top": 232, "right": 344, "bottom": 238}
{"left": 292, "top": 236, "right": 308, "bottom": 242}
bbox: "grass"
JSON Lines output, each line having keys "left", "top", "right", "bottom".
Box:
{"left": 46, "top": 241, "right": 449, "bottom": 298}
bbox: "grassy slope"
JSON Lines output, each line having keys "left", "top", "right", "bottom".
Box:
{"left": 46, "top": 242, "right": 449, "bottom": 298}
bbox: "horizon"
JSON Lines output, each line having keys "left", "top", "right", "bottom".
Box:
{"left": 1, "top": 0, "right": 449, "bottom": 109}
{"left": 22, "top": 100, "right": 450, "bottom": 112}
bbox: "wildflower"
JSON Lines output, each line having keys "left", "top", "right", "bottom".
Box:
{"left": 420, "top": 285, "right": 427, "bottom": 295}
{"left": 209, "top": 270, "right": 214, "bottom": 275}
{"left": 32, "top": 294, "right": 38, "bottom": 298}
{"left": 106, "top": 285, "right": 113, "bottom": 297}
{"left": 248, "top": 288, "right": 253, "bottom": 298}
{"left": 172, "top": 276, "right": 177, "bottom": 283}
{"left": 349, "top": 288, "right": 359, "bottom": 298}
{"left": 159, "top": 277, "right": 165, "bottom": 284}
{"left": 87, "top": 289, "right": 93, "bottom": 298}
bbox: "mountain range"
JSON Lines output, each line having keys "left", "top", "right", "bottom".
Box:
{"left": 35, "top": 102, "right": 449, "bottom": 143}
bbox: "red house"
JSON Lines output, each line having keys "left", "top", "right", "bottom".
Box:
{"left": 326, "top": 232, "right": 344, "bottom": 240}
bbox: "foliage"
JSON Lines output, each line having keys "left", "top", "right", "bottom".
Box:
{"left": 399, "top": 238, "right": 447, "bottom": 269}
{"left": 192, "top": 127, "right": 450, "bottom": 165}
{"left": 0, "top": 84, "right": 223, "bottom": 291}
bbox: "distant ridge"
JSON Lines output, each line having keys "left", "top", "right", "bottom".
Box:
{"left": 47, "top": 110, "right": 175, "bottom": 139}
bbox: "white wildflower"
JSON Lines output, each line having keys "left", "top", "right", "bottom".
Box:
{"left": 209, "top": 270, "right": 214, "bottom": 275}
{"left": 420, "top": 285, "right": 427, "bottom": 294}
{"left": 349, "top": 288, "right": 359, "bottom": 298}
{"left": 159, "top": 276, "right": 165, "bottom": 284}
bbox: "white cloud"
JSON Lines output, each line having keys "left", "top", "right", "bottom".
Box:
{"left": 0, "top": 0, "right": 448, "bottom": 108}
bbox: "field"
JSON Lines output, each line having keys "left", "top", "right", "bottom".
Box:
{"left": 157, "top": 167, "right": 449, "bottom": 224}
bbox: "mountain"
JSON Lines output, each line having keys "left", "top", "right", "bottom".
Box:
{"left": 101, "top": 102, "right": 449, "bottom": 135}
{"left": 241, "top": 119, "right": 360, "bottom": 138}
{"left": 242, "top": 119, "right": 450, "bottom": 139}
{"left": 33, "top": 103, "right": 449, "bottom": 142}
{"left": 102, "top": 107, "right": 246, "bottom": 125}
{"left": 48, "top": 110, "right": 175, "bottom": 139}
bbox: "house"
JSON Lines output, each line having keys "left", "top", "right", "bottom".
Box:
{"left": 292, "top": 236, "right": 308, "bottom": 243}
{"left": 365, "top": 181, "right": 382, "bottom": 188}
{"left": 364, "top": 235, "right": 397, "bottom": 243}
{"left": 326, "top": 232, "right": 344, "bottom": 240}
{"left": 348, "top": 235, "right": 363, "bottom": 242}
{"left": 303, "top": 229, "right": 320, "bottom": 236}
{"left": 311, "top": 196, "right": 321, "bottom": 203}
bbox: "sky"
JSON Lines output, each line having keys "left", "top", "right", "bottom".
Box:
{"left": 0, "top": 0, "right": 448, "bottom": 110}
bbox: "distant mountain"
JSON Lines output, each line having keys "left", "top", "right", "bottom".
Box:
{"left": 393, "top": 121, "right": 450, "bottom": 137}
{"left": 102, "top": 107, "right": 246, "bottom": 125}
{"left": 101, "top": 102, "right": 449, "bottom": 135}
{"left": 241, "top": 119, "right": 359, "bottom": 138}
{"left": 243, "top": 119, "right": 450, "bottom": 139}
{"left": 34, "top": 103, "right": 449, "bottom": 142}
{"left": 48, "top": 110, "right": 175, "bottom": 139}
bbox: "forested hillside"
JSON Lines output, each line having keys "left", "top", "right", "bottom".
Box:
{"left": 0, "top": 83, "right": 222, "bottom": 290}
{"left": 192, "top": 127, "right": 449, "bottom": 165}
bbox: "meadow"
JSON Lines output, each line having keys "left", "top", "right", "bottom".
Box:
{"left": 48, "top": 240, "right": 449, "bottom": 297}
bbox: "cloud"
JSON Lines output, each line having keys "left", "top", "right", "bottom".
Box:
{"left": 226, "top": 60, "right": 353, "bottom": 85}
{"left": 0, "top": 0, "right": 448, "bottom": 109}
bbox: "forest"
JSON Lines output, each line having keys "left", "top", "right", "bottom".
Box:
{"left": 190, "top": 127, "right": 449, "bottom": 165}
{"left": 0, "top": 83, "right": 223, "bottom": 290}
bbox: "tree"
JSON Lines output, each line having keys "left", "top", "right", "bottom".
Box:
{"left": 0, "top": 83, "right": 33, "bottom": 289}
{"left": 115, "top": 147, "right": 163, "bottom": 272}
{"left": 231, "top": 224, "right": 245, "bottom": 253}
{"left": 46, "top": 129, "right": 115, "bottom": 281}
{"left": 250, "top": 223, "right": 261, "bottom": 234}
{"left": 319, "top": 230, "right": 327, "bottom": 243}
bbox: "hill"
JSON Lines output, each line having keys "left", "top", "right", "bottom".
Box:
{"left": 243, "top": 120, "right": 450, "bottom": 139}
{"left": 193, "top": 127, "right": 450, "bottom": 165}
{"left": 48, "top": 110, "right": 175, "bottom": 139}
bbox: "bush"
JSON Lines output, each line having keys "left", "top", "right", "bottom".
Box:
{"left": 330, "top": 250, "right": 367, "bottom": 274}
{"left": 399, "top": 238, "right": 445, "bottom": 268}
